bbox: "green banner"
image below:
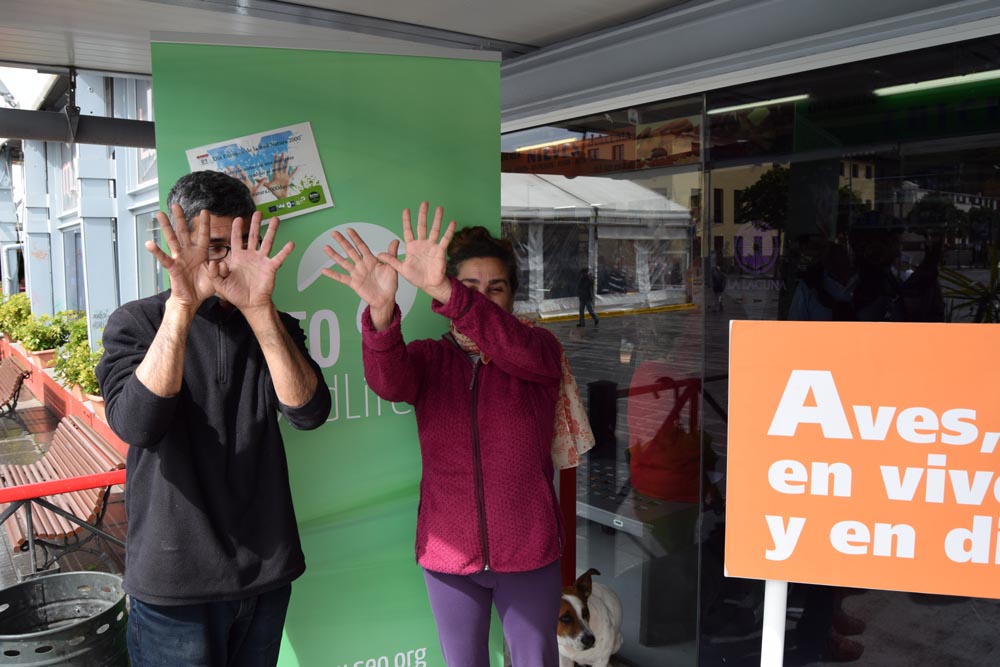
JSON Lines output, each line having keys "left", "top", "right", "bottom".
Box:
{"left": 151, "top": 40, "right": 500, "bottom": 666}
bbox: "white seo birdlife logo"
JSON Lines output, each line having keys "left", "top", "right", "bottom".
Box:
{"left": 296, "top": 222, "right": 418, "bottom": 331}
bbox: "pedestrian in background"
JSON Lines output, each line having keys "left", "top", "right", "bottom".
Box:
{"left": 711, "top": 261, "right": 727, "bottom": 312}
{"left": 577, "top": 268, "right": 599, "bottom": 327}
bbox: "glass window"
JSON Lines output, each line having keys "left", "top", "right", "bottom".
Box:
{"left": 61, "top": 143, "right": 79, "bottom": 213}
{"left": 502, "top": 95, "right": 704, "bottom": 667}
{"left": 135, "top": 80, "right": 157, "bottom": 184}
{"left": 501, "top": 32, "right": 1000, "bottom": 666}
{"left": 65, "top": 228, "right": 84, "bottom": 309}
{"left": 705, "top": 97, "right": 794, "bottom": 162}
{"left": 699, "top": 32, "right": 1000, "bottom": 667}
{"left": 135, "top": 211, "right": 165, "bottom": 298}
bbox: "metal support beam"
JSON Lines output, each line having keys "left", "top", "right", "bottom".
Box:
{"left": 0, "top": 108, "right": 155, "bottom": 148}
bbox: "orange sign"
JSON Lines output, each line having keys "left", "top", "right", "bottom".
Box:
{"left": 726, "top": 320, "right": 1000, "bottom": 598}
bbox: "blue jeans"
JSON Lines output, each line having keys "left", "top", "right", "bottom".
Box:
{"left": 126, "top": 584, "right": 292, "bottom": 667}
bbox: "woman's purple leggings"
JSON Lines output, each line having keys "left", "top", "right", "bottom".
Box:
{"left": 423, "top": 560, "right": 562, "bottom": 667}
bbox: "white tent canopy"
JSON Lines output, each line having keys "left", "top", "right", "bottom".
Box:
{"left": 501, "top": 172, "right": 691, "bottom": 224}
{"left": 501, "top": 172, "right": 694, "bottom": 317}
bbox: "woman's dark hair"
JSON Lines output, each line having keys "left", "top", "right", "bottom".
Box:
{"left": 446, "top": 226, "right": 519, "bottom": 293}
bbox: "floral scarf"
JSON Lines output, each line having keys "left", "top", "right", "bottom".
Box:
{"left": 450, "top": 322, "right": 596, "bottom": 469}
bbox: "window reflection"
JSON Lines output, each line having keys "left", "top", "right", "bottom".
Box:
{"left": 135, "top": 80, "right": 157, "bottom": 184}
{"left": 61, "top": 143, "right": 79, "bottom": 213}
{"left": 502, "top": 32, "right": 1000, "bottom": 667}
{"left": 65, "top": 228, "right": 84, "bottom": 309}
{"left": 136, "top": 211, "right": 165, "bottom": 298}
{"left": 501, "top": 172, "right": 696, "bottom": 319}
{"left": 503, "top": 99, "right": 705, "bottom": 666}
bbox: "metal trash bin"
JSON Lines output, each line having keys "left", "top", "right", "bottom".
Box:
{"left": 0, "top": 572, "right": 128, "bottom": 666}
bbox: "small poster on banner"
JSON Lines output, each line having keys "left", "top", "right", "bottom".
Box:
{"left": 185, "top": 121, "right": 333, "bottom": 221}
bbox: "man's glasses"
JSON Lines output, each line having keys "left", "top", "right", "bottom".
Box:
{"left": 206, "top": 236, "right": 263, "bottom": 261}
{"left": 207, "top": 245, "right": 233, "bottom": 261}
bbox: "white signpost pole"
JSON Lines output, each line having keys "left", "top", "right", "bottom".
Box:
{"left": 760, "top": 579, "right": 788, "bottom": 666}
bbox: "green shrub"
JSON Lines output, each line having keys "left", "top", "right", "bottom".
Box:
{"left": 76, "top": 346, "right": 103, "bottom": 396}
{"left": 62, "top": 314, "right": 90, "bottom": 346}
{"left": 0, "top": 293, "right": 31, "bottom": 340}
{"left": 53, "top": 314, "right": 103, "bottom": 397}
{"left": 19, "top": 314, "right": 72, "bottom": 352}
{"left": 54, "top": 340, "right": 104, "bottom": 396}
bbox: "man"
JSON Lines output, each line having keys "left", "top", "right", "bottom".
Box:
{"left": 97, "top": 170, "right": 331, "bottom": 666}
{"left": 711, "top": 261, "right": 727, "bottom": 312}
{"left": 576, "top": 268, "right": 599, "bottom": 327}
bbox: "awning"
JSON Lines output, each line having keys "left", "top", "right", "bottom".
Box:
{"left": 501, "top": 172, "right": 691, "bottom": 226}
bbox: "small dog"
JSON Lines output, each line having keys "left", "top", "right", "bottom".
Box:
{"left": 557, "top": 568, "right": 623, "bottom": 667}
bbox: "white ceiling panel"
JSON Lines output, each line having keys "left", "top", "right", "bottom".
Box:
{"left": 285, "top": 0, "right": 692, "bottom": 46}
{"left": 0, "top": 0, "right": 476, "bottom": 75}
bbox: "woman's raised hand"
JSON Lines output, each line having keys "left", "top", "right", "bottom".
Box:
{"left": 380, "top": 202, "right": 455, "bottom": 305}
{"left": 322, "top": 229, "right": 400, "bottom": 322}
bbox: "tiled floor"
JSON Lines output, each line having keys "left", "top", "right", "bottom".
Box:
{"left": 0, "top": 386, "right": 126, "bottom": 588}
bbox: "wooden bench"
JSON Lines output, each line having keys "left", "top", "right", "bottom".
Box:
{"left": 0, "top": 355, "right": 30, "bottom": 417}
{"left": 0, "top": 416, "right": 126, "bottom": 571}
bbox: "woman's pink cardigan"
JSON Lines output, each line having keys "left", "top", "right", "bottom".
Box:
{"left": 362, "top": 277, "right": 564, "bottom": 574}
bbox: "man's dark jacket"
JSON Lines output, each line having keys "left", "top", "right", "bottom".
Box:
{"left": 97, "top": 291, "right": 331, "bottom": 605}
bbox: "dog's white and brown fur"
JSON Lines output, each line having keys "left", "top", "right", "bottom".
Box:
{"left": 557, "top": 568, "right": 623, "bottom": 667}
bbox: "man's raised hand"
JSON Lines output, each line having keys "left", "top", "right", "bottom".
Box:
{"left": 147, "top": 204, "right": 216, "bottom": 311}
{"left": 208, "top": 212, "right": 294, "bottom": 313}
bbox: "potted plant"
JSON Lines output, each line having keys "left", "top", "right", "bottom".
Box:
{"left": 940, "top": 245, "right": 1000, "bottom": 323}
{"left": 19, "top": 314, "right": 72, "bottom": 368}
{"left": 54, "top": 338, "right": 105, "bottom": 418}
{"left": 54, "top": 317, "right": 91, "bottom": 398}
{"left": 0, "top": 293, "right": 31, "bottom": 342}
{"left": 80, "top": 346, "right": 105, "bottom": 421}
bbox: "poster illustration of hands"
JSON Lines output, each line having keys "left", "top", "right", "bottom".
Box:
{"left": 185, "top": 121, "right": 333, "bottom": 221}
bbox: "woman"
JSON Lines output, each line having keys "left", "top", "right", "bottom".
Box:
{"left": 322, "top": 202, "right": 564, "bottom": 666}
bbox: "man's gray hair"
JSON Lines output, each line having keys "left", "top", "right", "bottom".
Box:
{"left": 166, "top": 171, "right": 256, "bottom": 228}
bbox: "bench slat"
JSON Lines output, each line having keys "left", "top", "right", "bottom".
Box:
{"left": 0, "top": 415, "right": 125, "bottom": 550}
{"left": 0, "top": 356, "right": 30, "bottom": 414}
{"left": 52, "top": 422, "right": 123, "bottom": 474}
{"left": 16, "top": 465, "right": 69, "bottom": 538}
{"left": 0, "top": 457, "right": 101, "bottom": 530}
{"left": 35, "top": 456, "right": 99, "bottom": 520}
{"left": 20, "top": 464, "right": 94, "bottom": 538}
{"left": 70, "top": 418, "right": 125, "bottom": 470}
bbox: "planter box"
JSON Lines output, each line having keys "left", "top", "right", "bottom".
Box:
{"left": 26, "top": 348, "right": 57, "bottom": 369}
{"left": 86, "top": 394, "right": 106, "bottom": 422}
